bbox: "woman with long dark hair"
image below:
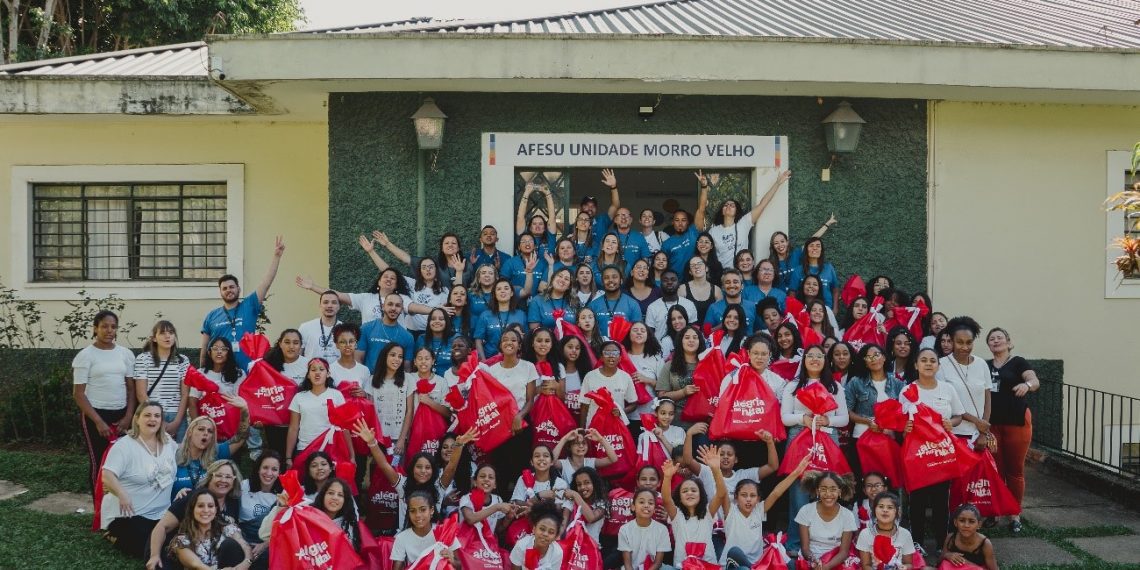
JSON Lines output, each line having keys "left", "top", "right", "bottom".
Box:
{"left": 624, "top": 258, "right": 662, "bottom": 314}
{"left": 415, "top": 308, "right": 457, "bottom": 377}
{"left": 487, "top": 328, "right": 540, "bottom": 496}
{"left": 168, "top": 488, "right": 250, "bottom": 570}
{"left": 370, "top": 231, "right": 473, "bottom": 291}
{"left": 705, "top": 170, "right": 791, "bottom": 268}
{"left": 529, "top": 266, "right": 578, "bottom": 330}
{"left": 906, "top": 348, "right": 965, "bottom": 551}
{"left": 886, "top": 326, "right": 918, "bottom": 383}
{"left": 780, "top": 344, "right": 849, "bottom": 555}
{"left": 473, "top": 278, "right": 527, "bottom": 359}
{"left": 678, "top": 256, "right": 723, "bottom": 325}
{"left": 296, "top": 264, "right": 411, "bottom": 325}
{"left": 367, "top": 343, "right": 412, "bottom": 456}
{"left": 654, "top": 326, "right": 707, "bottom": 429}
{"left": 239, "top": 450, "right": 282, "bottom": 561}
{"left": 844, "top": 343, "right": 904, "bottom": 475}
{"left": 714, "top": 304, "right": 748, "bottom": 355}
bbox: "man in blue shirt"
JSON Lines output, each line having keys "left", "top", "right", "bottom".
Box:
{"left": 356, "top": 293, "right": 415, "bottom": 372}
{"left": 660, "top": 179, "right": 708, "bottom": 275}
{"left": 469, "top": 225, "right": 511, "bottom": 272}
{"left": 704, "top": 269, "right": 758, "bottom": 334}
{"left": 200, "top": 236, "right": 285, "bottom": 369}
{"left": 610, "top": 207, "right": 651, "bottom": 263}
{"left": 583, "top": 168, "right": 622, "bottom": 239}
{"left": 588, "top": 265, "right": 643, "bottom": 334}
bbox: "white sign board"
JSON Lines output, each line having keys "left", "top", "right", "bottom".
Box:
{"left": 480, "top": 133, "right": 789, "bottom": 254}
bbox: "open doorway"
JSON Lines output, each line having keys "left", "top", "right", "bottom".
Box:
{"left": 514, "top": 167, "right": 752, "bottom": 239}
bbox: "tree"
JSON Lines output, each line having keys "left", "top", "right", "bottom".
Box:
{"left": 0, "top": 0, "right": 305, "bottom": 64}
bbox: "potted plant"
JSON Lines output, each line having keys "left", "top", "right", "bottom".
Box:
{"left": 1105, "top": 142, "right": 1140, "bottom": 279}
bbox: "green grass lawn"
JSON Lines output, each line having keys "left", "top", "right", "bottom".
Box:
{"left": 2, "top": 447, "right": 1139, "bottom": 569}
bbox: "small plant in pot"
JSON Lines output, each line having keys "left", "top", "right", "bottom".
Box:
{"left": 1105, "top": 142, "right": 1140, "bottom": 279}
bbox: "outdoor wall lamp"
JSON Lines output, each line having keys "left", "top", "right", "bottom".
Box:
{"left": 411, "top": 97, "right": 447, "bottom": 150}
{"left": 822, "top": 100, "right": 865, "bottom": 154}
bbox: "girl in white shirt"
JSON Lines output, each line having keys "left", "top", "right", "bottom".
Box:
{"left": 552, "top": 428, "right": 619, "bottom": 486}
{"left": 366, "top": 343, "right": 412, "bottom": 455}
{"left": 661, "top": 446, "right": 725, "bottom": 566}
{"left": 617, "top": 488, "right": 671, "bottom": 570}
{"left": 391, "top": 491, "right": 459, "bottom": 570}
{"left": 856, "top": 492, "right": 917, "bottom": 570}
{"left": 720, "top": 456, "right": 810, "bottom": 568}
{"left": 327, "top": 324, "right": 372, "bottom": 386}
{"left": 284, "top": 358, "right": 347, "bottom": 468}
{"left": 624, "top": 322, "right": 664, "bottom": 420}
{"left": 579, "top": 341, "right": 639, "bottom": 426}
{"left": 509, "top": 500, "right": 565, "bottom": 570}
{"left": 563, "top": 466, "right": 609, "bottom": 542}
{"left": 794, "top": 471, "right": 859, "bottom": 568}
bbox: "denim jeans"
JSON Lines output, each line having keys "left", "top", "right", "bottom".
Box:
{"left": 164, "top": 410, "right": 187, "bottom": 441}
{"left": 724, "top": 546, "right": 754, "bottom": 568}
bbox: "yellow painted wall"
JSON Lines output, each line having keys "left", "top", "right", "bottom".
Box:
{"left": 930, "top": 101, "right": 1140, "bottom": 396}
{"left": 0, "top": 118, "right": 328, "bottom": 351}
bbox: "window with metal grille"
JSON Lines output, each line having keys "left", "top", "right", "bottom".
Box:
{"left": 32, "top": 183, "right": 227, "bottom": 282}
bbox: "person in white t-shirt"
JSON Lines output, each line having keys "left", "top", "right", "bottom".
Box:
{"left": 617, "top": 488, "right": 671, "bottom": 570}
{"left": 936, "top": 316, "right": 992, "bottom": 440}
{"left": 390, "top": 491, "right": 459, "bottom": 569}
{"left": 486, "top": 329, "right": 540, "bottom": 496}
{"left": 509, "top": 500, "right": 565, "bottom": 570}
{"left": 794, "top": 471, "right": 859, "bottom": 566}
{"left": 100, "top": 401, "right": 177, "bottom": 559}
{"left": 720, "top": 455, "right": 811, "bottom": 567}
{"left": 661, "top": 446, "right": 725, "bottom": 566}
{"left": 579, "top": 341, "right": 638, "bottom": 426}
{"left": 73, "top": 309, "right": 137, "bottom": 500}
{"left": 705, "top": 170, "right": 792, "bottom": 268}
{"left": 284, "top": 358, "right": 348, "bottom": 469}
{"left": 297, "top": 290, "right": 342, "bottom": 361}
{"left": 295, "top": 265, "right": 412, "bottom": 326}
{"left": 326, "top": 324, "right": 372, "bottom": 386}
{"left": 856, "top": 492, "right": 918, "bottom": 570}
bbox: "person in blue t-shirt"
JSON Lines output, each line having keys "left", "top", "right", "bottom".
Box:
{"left": 609, "top": 207, "right": 651, "bottom": 263}
{"left": 527, "top": 267, "right": 578, "bottom": 330}
{"left": 172, "top": 414, "right": 250, "bottom": 499}
{"left": 469, "top": 225, "right": 512, "bottom": 273}
{"left": 744, "top": 258, "right": 788, "bottom": 311}
{"left": 767, "top": 214, "right": 837, "bottom": 292}
{"left": 661, "top": 178, "right": 709, "bottom": 276}
{"left": 468, "top": 264, "right": 498, "bottom": 324}
{"left": 356, "top": 293, "right": 415, "bottom": 372}
{"left": 414, "top": 307, "right": 458, "bottom": 376}
{"left": 703, "top": 269, "right": 758, "bottom": 334}
{"left": 788, "top": 237, "right": 840, "bottom": 312}
{"left": 474, "top": 278, "right": 527, "bottom": 359}
{"left": 587, "top": 265, "right": 643, "bottom": 334}
{"left": 500, "top": 233, "right": 546, "bottom": 300}
{"left": 201, "top": 236, "right": 285, "bottom": 369}
{"left": 516, "top": 182, "right": 560, "bottom": 259}
{"left": 583, "top": 169, "right": 622, "bottom": 239}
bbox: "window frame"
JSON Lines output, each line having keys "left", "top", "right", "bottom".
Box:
{"left": 1105, "top": 151, "right": 1140, "bottom": 299}
{"left": 10, "top": 164, "right": 244, "bottom": 300}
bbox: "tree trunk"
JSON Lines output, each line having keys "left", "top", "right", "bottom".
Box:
{"left": 4, "top": 0, "right": 18, "bottom": 63}
{"left": 36, "top": 0, "right": 56, "bottom": 54}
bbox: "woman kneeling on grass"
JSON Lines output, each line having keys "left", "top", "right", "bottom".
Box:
{"left": 100, "top": 400, "right": 177, "bottom": 559}
{"left": 168, "top": 487, "right": 251, "bottom": 570}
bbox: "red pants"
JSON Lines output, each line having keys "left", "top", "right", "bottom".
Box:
{"left": 990, "top": 409, "right": 1032, "bottom": 505}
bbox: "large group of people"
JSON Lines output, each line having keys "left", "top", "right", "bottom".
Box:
{"left": 73, "top": 169, "right": 1040, "bottom": 569}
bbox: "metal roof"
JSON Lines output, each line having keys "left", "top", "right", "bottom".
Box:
{"left": 327, "top": 0, "right": 1140, "bottom": 49}
{"left": 0, "top": 41, "right": 208, "bottom": 77}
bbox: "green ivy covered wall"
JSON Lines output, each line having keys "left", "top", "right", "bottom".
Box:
{"left": 328, "top": 93, "right": 927, "bottom": 297}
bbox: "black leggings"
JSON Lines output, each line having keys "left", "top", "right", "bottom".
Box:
{"left": 263, "top": 425, "right": 289, "bottom": 460}
{"left": 82, "top": 408, "right": 126, "bottom": 499}
{"left": 909, "top": 481, "right": 951, "bottom": 548}
{"left": 106, "top": 516, "right": 159, "bottom": 559}
{"left": 489, "top": 427, "right": 533, "bottom": 498}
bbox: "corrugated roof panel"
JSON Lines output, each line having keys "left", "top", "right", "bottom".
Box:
{"left": 354, "top": 0, "right": 1140, "bottom": 48}
{"left": 0, "top": 42, "right": 208, "bottom": 76}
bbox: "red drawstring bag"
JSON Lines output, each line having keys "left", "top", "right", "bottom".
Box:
{"left": 795, "top": 382, "right": 839, "bottom": 416}
{"left": 293, "top": 401, "right": 354, "bottom": 474}
{"left": 335, "top": 380, "right": 383, "bottom": 457}
{"left": 91, "top": 426, "right": 119, "bottom": 531}
{"left": 406, "top": 513, "right": 461, "bottom": 570}
{"left": 455, "top": 498, "right": 511, "bottom": 570}
{"left": 778, "top": 427, "right": 852, "bottom": 476}
{"left": 793, "top": 310, "right": 824, "bottom": 349}
{"left": 601, "top": 488, "right": 635, "bottom": 537}
{"left": 356, "top": 519, "right": 391, "bottom": 570}
{"left": 680, "top": 348, "right": 725, "bottom": 423}
{"left": 561, "top": 509, "right": 604, "bottom": 570}
{"left": 871, "top": 399, "right": 908, "bottom": 433}
{"left": 406, "top": 378, "right": 450, "bottom": 458}
{"left": 584, "top": 388, "right": 637, "bottom": 483}
{"left": 901, "top": 404, "right": 980, "bottom": 492}
{"left": 240, "top": 332, "right": 271, "bottom": 360}
{"left": 950, "top": 450, "right": 1021, "bottom": 517}
{"left": 635, "top": 414, "right": 670, "bottom": 474}
{"left": 842, "top": 296, "right": 887, "bottom": 351}
{"left": 768, "top": 356, "right": 801, "bottom": 382}
{"left": 856, "top": 431, "right": 905, "bottom": 488}
{"left": 679, "top": 542, "right": 718, "bottom": 570}
{"left": 553, "top": 309, "right": 597, "bottom": 368}
{"left": 239, "top": 360, "right": 298, "bottom": 426}
{"left": 784, "top": 295, "right": 804, "bottom": 317}
{"left": 184, "top": 366, "right": 241, "bottom": 441}
{"left": 709, "top": 367, "right": 786, "bottom": 441}
{"left": 365, "top": 438, "right": 400, "bottom": 533}
{"left": 841, "top": 275, "right": 866, "bottom": 308}
{"left": 866, "top": 533, "right": 902, "bottom": 570}
{"left": 751, "top": 533, "right": 791, "bottom": 570}
{"left": 608, "top": 316, "right": 653, "bottom": 405}
{"left": 450, "top": 354, "right": 524, "bottom": 454}
{"left": 530, "top": 395, "right": 577, "bottom": 451}
{"left": 794, "top": 546, "right": 858, "bottom": 570}
{"left": 269, "top": 470, "right": 365, "bottom": 570}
